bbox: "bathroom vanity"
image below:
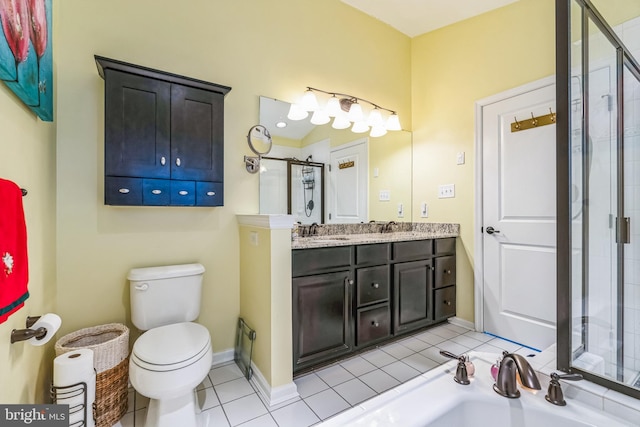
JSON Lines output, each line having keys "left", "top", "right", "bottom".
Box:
{"left": 291, "top": 226, "right": 458, "bottom": 373}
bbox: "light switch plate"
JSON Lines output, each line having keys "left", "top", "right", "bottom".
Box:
{"left": 438, "top": 184, "right": 455, "bottom": 199}
{"left": 379, "top": 190, "right": 390, "bottom": 201}
{"left": 421, "top": 202, "right": 428, "bottom": 218}
{"left": 457, "top": 152, "right": 465, "bottom": 165}
{"left": 397, "top": 203, "right": 404, "bottom": 218}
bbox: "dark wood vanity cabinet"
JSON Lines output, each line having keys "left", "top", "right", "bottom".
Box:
{"left": 95, "top": 56, "right": 231, "bottom": 207}
{"left": 292, "top": 237, "right": 456, "bottom": 373}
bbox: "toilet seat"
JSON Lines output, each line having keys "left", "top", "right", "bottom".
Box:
{"left": 132, "top": 322, "right": 211, "bottom": 372}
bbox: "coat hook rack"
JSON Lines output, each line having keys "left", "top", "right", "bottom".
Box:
{"left": 511, "top": 108, "right": 557, "bottom": 133}
{"left": 21, "top": 188, "right": 27, "bottom": 196}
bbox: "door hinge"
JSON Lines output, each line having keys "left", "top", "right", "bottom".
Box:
{"left": 616, "top": 217, "right": 631, "bottom": 244}
{"left": 329, "top": 213, "right": 332, "bottom": 220}
{"left": 329, "top": 164, "right": 332, "bottom": 172}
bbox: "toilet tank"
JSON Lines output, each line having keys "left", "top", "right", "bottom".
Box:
{"left": 128, "top": 263, "right": 205, "bottom": 330}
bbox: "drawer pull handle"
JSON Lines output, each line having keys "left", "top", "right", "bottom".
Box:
{"left": 161, "top": 156, "right": 166, "bottom": 166}
{"left": 371, "top": 321, "right": 379, "bottom": 327}
{"left": 118, "top": 188, "right": 130, "bottom": 194}
{"left": 206, "top": 191, "right": 216, "bottom": 196}
{"left": 348, "top": 279, "right": 354, "bottom": 285}
{"left": 176, "top": 158, "right": 181, "bottom": 167}
{"left": 151, "top": 190, "right": 162, "bottom": 195}
{"left": 445, "top": 270, "right": 451, "bottom": 274}
{"left": 179, "top": 190, "right": 189, "bottom": 196}
{"left": 444, "top": 300, "right": 452, "bottom": 306}
{"left": 372, "top": 283, "right": 379, "bottom": 289}
{"left": 430, "top": 266, "right": 435, "bottom": 271}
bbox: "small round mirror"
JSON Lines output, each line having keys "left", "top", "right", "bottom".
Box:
{"left": 247, "top": 125, "right": 272, "bottom": 156}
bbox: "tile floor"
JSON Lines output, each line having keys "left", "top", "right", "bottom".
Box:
{"left": 116, "top": 323, "right": 539, "bottom": 427}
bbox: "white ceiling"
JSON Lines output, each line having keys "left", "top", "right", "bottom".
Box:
{"left": 341, "top": 0, "right": 520, "bottom": 37}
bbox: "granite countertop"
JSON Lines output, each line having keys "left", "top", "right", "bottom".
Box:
{"left": 291, "top": 222, "right": 460, "bottom": 249}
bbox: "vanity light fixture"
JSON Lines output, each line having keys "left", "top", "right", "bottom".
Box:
{"left": 289, "top": 87, "right": 402, "bottom": 137}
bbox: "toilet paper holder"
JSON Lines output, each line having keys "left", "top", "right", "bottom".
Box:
{"left": 11, "top": 315, "right": 47, "bottom": 343}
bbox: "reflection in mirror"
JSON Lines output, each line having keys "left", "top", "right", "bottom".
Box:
{"left": 258, "top": 96, "right": 412, "bottom": 224}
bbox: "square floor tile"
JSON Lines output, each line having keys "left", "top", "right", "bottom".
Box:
{"left": 117, "top": 410, "right": 134, "bottom": 427}
{"left": 237, "top": 414, "right": 278, "bottom": 427}
{"left": 134, "top": 392, "right": 149, "bottom": 410}
{"left": 215, "top": 377, "right": 255, "bottom": 404}
{"left": 381, "top": 360, "right": 421, "bottom": 382}
{"left": 398, "top": 337, "right": 431, "bottom": 352}
{"left": 428, "top": 325, "right": 460, "bottom": 339}
{"left": 197, "top": 386, "right": 220, "bottom": 410}
{"left": 441, "top": 323, "right": 471, "bottom": 334}
{"left": 197, "top": 374, "right": 214, "bottom": 391}
{"left": 210, "top": 363, "right": 245, "bottom": 386}
{"left": 474, "top": 342, "right": 505, "bottom": 354}
{"left": 380, "top": 341, "right": 415, "bottom": 359}
{"left": 449, "top": 334, "right": 483, "bottom": 349}
{"left": 134, "top": 408, "right": 146, "bottom": 427}
{"left": 203, "top": 405, "right": 230, "bottom": 427}
{"left": 359, "top": 369, "right": 400, "bottom": 393}
{"left": 487, "top": 338, "right": 522, "bottom": 353}
{"left": 413, "top": 330, "right": 448, "bottom": 345}
{"left": 222, "top": 394, "right": 268, "bottom": 426}
{"left": 340, "top": 356, "right": 378, "bottom": 377}
{"left": 333, "top": 378, "right": 377, "bottom": 405}
{"left": 419, "top": 346, "right": 451, "bottom": 364}
{"left": 402, "top": 353, "right": 439, "bottom": 373}
{"left": 304, "top": 389, "right": 350, "bottom": 420}
{"left": 315, "top": 364, "right": 355, "bottom": 387}
{"left": 294, "top": 373, "right": 329, "bottom": 399}
{"left": 361, "top": 349, "right": 397, "bottom": 368}
{"left": 271, "top": 400, "right": 320, "bottom": 427}
{"left": 437, "top": 340, "right": 470, "bottom": 356}
{"left": 462, "top": 331, "right": 494, "bottom": 343}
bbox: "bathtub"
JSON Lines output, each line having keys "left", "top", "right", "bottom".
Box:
{"left": 319, "top": 352, "right": 634, "bottom": 427}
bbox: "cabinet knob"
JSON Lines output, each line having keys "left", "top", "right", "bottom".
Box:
{"left": 348, "top": 279, "right": 354, "bottom": 285}
{"left": 445, "top": 269, "right": 451, "bottom": 274}
{"left": 444, "top": 300, "right": 452, "bottom": 306}
{"left": 176, "top": 158, "right": 181, "bottom": 167}
{"left": 151, "top": 190, "right": 162, "bottom": 195}
{"left": 118, "top": 188, "right": 130, "bottom": 194}
{"left": 160, "top": 156, "right": 166, "bottom": 166}
{"left": 371, "top": 321, "right": 379, "bottom": 327}
{"left": 178, "top": 190, "right": 189, "bottom": 196}
{"left": 372, "top": 283, "right": 379, "bottom": 289}
{"left": 206, "top": 191, "right": 216, "bottom": 196}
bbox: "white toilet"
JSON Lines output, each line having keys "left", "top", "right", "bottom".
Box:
{"left": 128, "top": 263, "right": 212, "bottom": 427}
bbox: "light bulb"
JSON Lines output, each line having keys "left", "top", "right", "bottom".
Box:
{"left": 326, "top": 96, "right": 341, "bottom": 117}
{"left": 351, "top": 121, "right": 369, "bottom": 133}
{"left": 347, "top": 102, "right": 364, "bottom": 122}
{"left": 370, "top": 125, "right": 387, "bottom": 137}
{"left": 287, "top": 103, "right": 309, "bottom": 121}
{"left": 332, "top": 113, "right": 351, "bottom": 130}
{"left": 300, "top": 90, "right": 319, "bottom": 111}
{"left": 386, "top": 113, "right": 401, "bottom": 131}
{"left": 310, "top": 109, "right": 330, "bottom": 125}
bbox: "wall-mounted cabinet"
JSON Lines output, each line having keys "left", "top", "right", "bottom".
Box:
{"left": 292, "top": 237, "right": 456, "bottom": 373}
{"left": 95, "top": 56, "right": 231, "bottom": 207}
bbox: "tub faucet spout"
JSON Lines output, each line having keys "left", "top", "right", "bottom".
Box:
{"left": 493, "top": 352, "right": 541, "bottom": 398}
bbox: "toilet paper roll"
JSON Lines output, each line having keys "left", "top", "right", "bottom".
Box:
{"left": 54, "top": 349, "right": 96, "bottom": 427}
{"left": 28, "top": 313, "right": 62, "bottom": 346}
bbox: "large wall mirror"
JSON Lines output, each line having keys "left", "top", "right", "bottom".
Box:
{"left": 258, "top": 96, "right": 412, "bottom": 225}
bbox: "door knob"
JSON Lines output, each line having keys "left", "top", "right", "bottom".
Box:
{"left": 485, "top": 226, "right": 500, "bottom": 235}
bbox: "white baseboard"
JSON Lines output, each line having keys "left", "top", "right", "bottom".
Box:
{"left": 448, "top": 317, "right": 475, "bottom": 331}
{"left": 211, "top": 348, "right": 235, "bottom": 367}
{"left": 249, "top": 362, "right": 299, "bottom": 409}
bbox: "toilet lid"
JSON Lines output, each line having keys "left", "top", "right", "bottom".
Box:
{"left": 132, "top": 322, "right": 210, "bottom": 368}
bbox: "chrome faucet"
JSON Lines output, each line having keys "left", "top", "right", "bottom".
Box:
{"left": 381, "top": 221, "right": 397, "bottom": 233}
{"left": 493, "top": 352, "right": 541, "bottom": 398}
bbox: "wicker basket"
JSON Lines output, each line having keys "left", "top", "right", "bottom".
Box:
{"left": 55, "top": 323, "right": 130, "bottom": 427}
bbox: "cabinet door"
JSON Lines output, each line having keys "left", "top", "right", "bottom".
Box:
{"left": 292, "top": 271, "right": 352, "bottom": 372}
{"left": 171, "top": 85, "right": 224, "bottom": 182}
{"left": 393, "top": 260, "right": 434, "bottom": 334}
{"left": 105, "top": 69, "right": 171, "bottom": 179}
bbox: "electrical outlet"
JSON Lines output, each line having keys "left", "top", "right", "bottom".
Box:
{"left": 438, "top": 184, "right": 455, "bottom": 199}
{"left": 379, "top": 190, "right": 391, "bottom": 201}
{"left": 421, "top": 202, "right": 428, "bottom": 218}
{"left": 250, "top": 231, "right": 259, "bottom": 246}
{"left": 397, "top": 203, "right": 404, "bottom": 218}
{"left": 373, "top": 167, "right": 379, "bottom": 178}
{"left": 457, "top": 152, "right": 465, "bottom": 165}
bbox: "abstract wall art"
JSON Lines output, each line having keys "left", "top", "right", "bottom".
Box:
{"left": 0, "top": 0, "right": 52, "bottom": 121}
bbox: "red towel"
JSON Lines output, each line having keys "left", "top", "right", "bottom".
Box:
{"left": 0, "top": 178, "right": 29, "bottom": 324}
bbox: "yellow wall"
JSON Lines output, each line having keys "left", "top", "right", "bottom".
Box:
{"left": 411, "top": 0, "right": 556, "bottom": 322}
{"left": 0, "top": 83, "right": 56, "bottom": 403}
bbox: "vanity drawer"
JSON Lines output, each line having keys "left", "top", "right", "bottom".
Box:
{"left": 435, "top": 238, "right": 455, "bottom": 255}
{"left": 434, "top": 256, "right": 456, "bottom": 288}
{"left": 292, "top": 246, "right": 353, "bottom": 277}
{"left": 434, "top": 286, "right": 456, "bottom": 321}
{"left": 393, "top": 239, "right": 433, "bottom": 262}
{"left": 357, "top": 304, "right": 390, "bottom": 346}
{"left": 170, "top": 180, "right": 196, "bottom": 206}
{"left": 143, "top": 179, "right": 171, "bottom": 205}
{"left": 105, "top": 176, "right": 142, "bottom": 205}
{"left": 356, "top": 265, "right": 390, "bottom": 306}
{"left": 356, "top": 243, "right": 391, "bottom": 266}
{"left": 196, "top": 181, "right": 223, "bottom": 206}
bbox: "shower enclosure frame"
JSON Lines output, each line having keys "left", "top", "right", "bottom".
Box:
{"left": 556, "top": 0, "right": 640, "bottom": 399}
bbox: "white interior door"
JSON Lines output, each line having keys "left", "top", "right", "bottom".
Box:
{"left": 481, "top": 81, "right": 557, "bottom": 351}
{"left": 328, "top": 139, "right": 368, "bottom": 223}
